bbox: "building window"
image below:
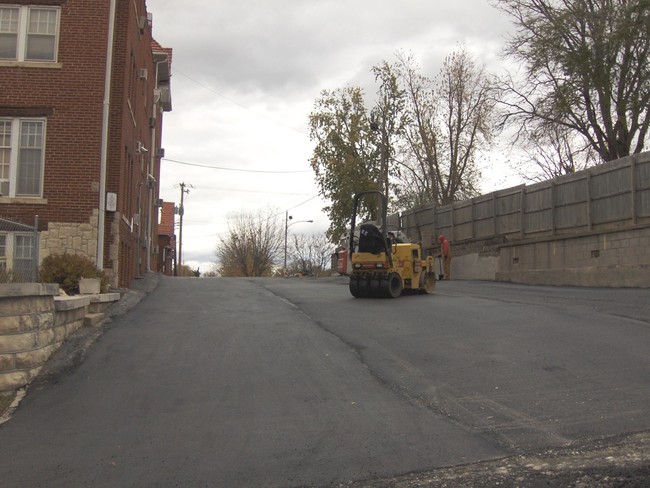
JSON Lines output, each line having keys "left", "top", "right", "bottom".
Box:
{"left": 0, "top": 232, "right": 35, "bottom": 281}
{"left": 14, "top": 233, "right": 34, "bottom": 277}
{"left": 0, "top": 120, "right": 10, "bottom": 196}
{"left": 0, "top": 6, "right": 60, "bottom": 62}
{"left": 0, "top": 7, "right": 18, "bottom": 60}
{"left": 0, "top": 234, "right": 6, "bottom": 271}
{"left": 0, "top": 118, "right": 45, "bottom": 198}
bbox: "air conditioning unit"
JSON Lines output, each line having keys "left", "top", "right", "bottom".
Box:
{"left": 139, "top": 68, "right": 148, "bottom": 81}
{"left": 138, "top": 16, "right": 147, "bottom": 34}
{"left": 136, "top": 141, "right": 148, "bottom": 154}
{"left": 154, "top": 198, "right": 163, "bottom": 207}
{"left": 160, "top": 87, "right": 171, "bottom": 104}
{"left": 156, "top": 147, "right": 165, "bottom": 158}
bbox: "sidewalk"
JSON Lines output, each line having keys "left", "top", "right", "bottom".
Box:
{"left": 104, "top": 272, "right": 161, "bottom": 318}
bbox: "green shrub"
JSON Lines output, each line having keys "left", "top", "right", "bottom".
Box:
{"left": 39, "top": 253, "right": 108, "bottom": 295}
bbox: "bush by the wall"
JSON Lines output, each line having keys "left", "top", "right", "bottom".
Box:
{"left": 39, "top": 253, "right": 108, "bottom": 295}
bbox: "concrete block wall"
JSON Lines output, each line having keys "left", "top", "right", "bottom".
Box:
{"left": 452, "top": 253, "right": 500, "bottom": 281}
{"left": 496, "top": 226, "right": 650, "bottom": 287}
{"left": 0, "top": 284, "right": 119, "bottom": 394}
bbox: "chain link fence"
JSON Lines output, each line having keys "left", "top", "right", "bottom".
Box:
{"left": 0, "top": 215, "right": 39, "bottom": 283}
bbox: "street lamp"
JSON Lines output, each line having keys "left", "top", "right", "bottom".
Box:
{"left": 284, "top": 211, "right": 313, "bottom": 274}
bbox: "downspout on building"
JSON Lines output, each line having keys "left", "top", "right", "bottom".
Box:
{"left": 147, "top": 49, "right": 171, "bottom": 271}
{"left": 97, "top": 0, "right": 117, "bottom": 270}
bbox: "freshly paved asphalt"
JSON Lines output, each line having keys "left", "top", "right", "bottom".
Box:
{"left": 0, "top": 276, "right": 649, "bottom": 487}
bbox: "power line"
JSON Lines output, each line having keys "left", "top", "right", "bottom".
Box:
{"left": 186, "top": 194, "right": 323, "bottom": 239}
{"left": 285, "top": 194, "right": 320, "bottom": 212}
{"left": 163, "top": 157, "right": 312, "bottom": 174}
{"left": 172, "top": 68, "right": 309, "bottom": 136}
{"left": 200, "top": 187, "right": 312, "bottom": 196}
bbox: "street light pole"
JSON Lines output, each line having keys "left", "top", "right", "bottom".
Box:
{"left": 283, "top": 212, "right": 313, "bottom": 275}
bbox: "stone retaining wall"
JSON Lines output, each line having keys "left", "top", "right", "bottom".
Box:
{"left": 0, "top": 283, "right": 119, "bottom": 394}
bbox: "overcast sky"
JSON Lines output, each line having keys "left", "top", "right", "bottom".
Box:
{"left": 146, "top": 0, "right": 522, "bottom": 272}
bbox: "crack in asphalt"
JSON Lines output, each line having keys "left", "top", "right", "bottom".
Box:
{"left": 261, "top": 283, "right": 528, "bottom": 453}
{"left": 262, "top": 281, "right": 650, "bottom": 487}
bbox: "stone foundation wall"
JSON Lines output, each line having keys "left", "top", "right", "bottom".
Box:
{"left": 37, "top": 209, "right": 122, "bottom": 289}
{"left": 39, "top": 210, "right": 99, "bottom": 264}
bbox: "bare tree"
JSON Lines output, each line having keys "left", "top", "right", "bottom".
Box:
{"left": 392, "top": 52, "right": 441, "bottom": 208}
{"left": 515, "top": 123, "right": 599, "bottom": 182}
{"left": 216, "top": 209, "right": 283, "bottom": 277}
{"left": 497, "top": 0, "right": 650, "bottom": 162}
{"left": 370, "top": 61, "right": 409, "bottom": 208}
{"left": 288, "top": 233, "right": 335, "bottom": 276}
{"left": 394, "top": 48, "right": 499, "bottom": 207}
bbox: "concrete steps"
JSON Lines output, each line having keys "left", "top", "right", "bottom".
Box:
{"left": 83, "top": 313, "right": 104, "bottom": 327}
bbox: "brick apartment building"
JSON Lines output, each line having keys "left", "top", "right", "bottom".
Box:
{"left": 157, "top": 200, "right": 175, "bottom": 276}
{"left": 0, "top": 0, "right": 172, "bottom": 288}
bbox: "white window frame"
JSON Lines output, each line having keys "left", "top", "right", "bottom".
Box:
{"left": 0, "top": 117, "right": 46, "bottom": 198}
{"left": 0, "top": 232, "right": 35, "bottom": 279}
{"left": 0, "top": 5, "right": 60, "bottom": 63}
{"left": 0, "top": 233, "right": 7, "bottom": 271}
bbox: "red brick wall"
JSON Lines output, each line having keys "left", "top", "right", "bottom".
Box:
{"left": 0, "top": 0, "right": 109, "bottom": 226}
{"left": 105, "top": 0, "right": 160, "bottom": 286}
{"left": 0, "top": 0, "right": 167, "bottom": 288}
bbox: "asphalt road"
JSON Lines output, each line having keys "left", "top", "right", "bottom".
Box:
{"left": 1, "top": 276, "right": 649, "bottom": 487}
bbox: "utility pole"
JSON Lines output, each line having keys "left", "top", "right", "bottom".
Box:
{"left": 284, "top": 211, "right": 292, "bottom": 272}
{"left": 176, "top": 182, "right": 191, "bottom": 276}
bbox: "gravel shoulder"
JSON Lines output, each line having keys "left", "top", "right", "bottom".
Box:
{"left": 341, "top": 431, "right": 650, "bottom": 487}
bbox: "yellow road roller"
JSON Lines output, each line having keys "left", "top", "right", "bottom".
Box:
{"left": 348, "top": 191, "right": 436, "bottom": 298}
